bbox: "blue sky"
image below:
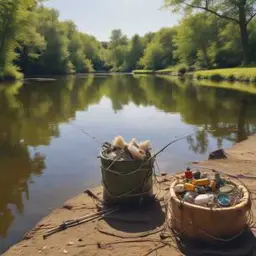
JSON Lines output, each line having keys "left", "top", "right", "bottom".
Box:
{"left": 45, "top": 0, "right": 181, "bottom": 41}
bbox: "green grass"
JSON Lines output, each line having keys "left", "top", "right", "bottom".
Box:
{"left": 133, "top": 64, "right": 190, "bottom": 76}
{"left": 155, "top": 68, "right": 174, "bottom": 74}
{"left": 195, "top": 67, "right": 256, "bottom": 83}
{"left": 132, "top": 70, "right": 154, "bottom": 75}
{"left": 156, "top": 64, "right": 191, "bottom": 75}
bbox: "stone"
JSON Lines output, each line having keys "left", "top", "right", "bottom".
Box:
{"left": 208, "top": 149, "right": 227, "bottom": 160}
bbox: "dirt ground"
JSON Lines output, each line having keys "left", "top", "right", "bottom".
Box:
{"left": 3, "top": 135, "right": 256, "bottom": 256}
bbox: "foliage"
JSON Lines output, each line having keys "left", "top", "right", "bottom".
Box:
{"left": 139, "top": 28, "right": 176, "bottom": 70}
{"left": 1, "top": 1, "right": 256, "bottom": 79}
{"left": 156, "top": 64, "right": 189, "bottom": 75}
{"left": 174, "top": 14, "right": 218, "bottom": 68}
{"left": 0, "top": 0, "right": 36, "bottom": 79}
{"left": 164, "top": 0, "right": 256, "bottom": 64}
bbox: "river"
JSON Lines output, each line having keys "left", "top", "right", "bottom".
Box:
{"left": 0, "top": 74, "right": 256, "bottom": 253}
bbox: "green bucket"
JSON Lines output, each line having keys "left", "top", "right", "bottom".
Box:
{"left": 100, "top": 153, "right": 154, "bottom": 204}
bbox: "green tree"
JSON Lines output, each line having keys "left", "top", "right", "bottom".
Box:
{"left": 63, "top": 21, "right": 93, "bottom": 72}
{"left": 0, "top": 0, "right": 36, "bottom": 79}
{"left": 164, "top": 0, "right": 256, "bottom": 65}
{"left": 139, "top": 28, "right": 176, "bottom": 70}
{"left": 175, "top": 14, "right": 218, "bottom": 68}
{"left": 106, "top": 30, "right": 129, "bottom": 71}
{"left": 216, "top": 22, "right": 242, "bottom": 67}
{"left": 80, "top": 33, "right": 104, "bottom": 71}
{"left": 16, "top": 6, "right": 46, "bottom": 75}
{"left": 139, "top": 42, "right": 165, "bottom": 70}
{"left": 109, "top": 29, "right": 128, "bottom": 48}
{"left": 125, "top": 34, "right": 144, "bottom": 71}
{"left": 35, "top": 7, "right": 73, "bottom": 74}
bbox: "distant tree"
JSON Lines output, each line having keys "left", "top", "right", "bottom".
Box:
{"left": 106, "top": 30, "right": 129, "bottom": 71}
{"left": 125, "top": 34, "right": 144, "bottom": 71}
{"left": 0, "top": 0, "right": 37, "bottom": 79}
{"left": 35, "top": 7, "right": 73, "bottom": 74}
{"left": 139, "top": 42, "right": 165, "bottom": 70}
{"left": 80, "top": 33, "right": 104, "bottom": 71}
{"left": 164, "top": 0, "right": 256, "bottom": 64}
{"left": 16, "top": 5, "right": 46, "bottom": 75}
{"left": 109, "top": 29, "right": 128, "bottom": 48}
{"left": 139, "top": 27, "right": 176, "bottom": 70}
{"left": 174, "top": 14, "right": 218, "bottom": 68}
{"left": 64, "top": 21, "right": 93, "bottom": 72}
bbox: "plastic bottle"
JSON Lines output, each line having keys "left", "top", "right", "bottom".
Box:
{"left": 192, "top": 178, "right": 210, "bottom": 186}
{"left": 208, "top": 194, "right": 216, "bottom": 206}
{"left": 210, "top": 180, "right": 217, "bottom": 191}
{"left": 193, "top": 170, "right": 201, "bottom": 180}
{"left": 184, "top": 183, "right": 195, "bottom": 191}
{"left": 185, "top": 167, "right": 193, "bottom": 180}
{"left": 183, "top": 192, "right": 198, "bottom": 203}
{"left": 194, "top": 194, "right": 211, "bottom": 205}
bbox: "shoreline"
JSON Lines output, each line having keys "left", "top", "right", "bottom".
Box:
{"left": 133, "top": 67, "right": 256, "bottom": 85}
{"left": 3, "top": 135, "right": 256, "bottom": 255}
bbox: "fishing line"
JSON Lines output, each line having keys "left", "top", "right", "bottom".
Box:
{"left": 70, "top": 123, "right": 102, "bottom": 144}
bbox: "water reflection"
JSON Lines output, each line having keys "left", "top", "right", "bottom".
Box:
{"left": 0, "top": 75, "right": 256, "bottom": 250}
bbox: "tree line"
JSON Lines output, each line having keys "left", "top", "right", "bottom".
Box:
{"left": 0, "top": 0, "right": 256, "bottom": 80}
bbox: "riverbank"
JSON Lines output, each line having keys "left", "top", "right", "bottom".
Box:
{"left": 133, "top": 67, "right": 256, "bottom": 84}
{"left": 3, "top": 135, "right": 256, "bottom": 255}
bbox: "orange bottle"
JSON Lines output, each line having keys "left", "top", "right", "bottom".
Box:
{"left": 210, "top": 180, "right": 217, "bottom": 191}
{"left": 192, "top": 178, "right": 210, "bottom": 186}
{"left": 184, "top": 183, "right": 195, "bottom": 191}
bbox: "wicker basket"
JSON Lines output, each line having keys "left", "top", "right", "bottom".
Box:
{"left": 168, "top": 180, "right": 251, "bottom": 241}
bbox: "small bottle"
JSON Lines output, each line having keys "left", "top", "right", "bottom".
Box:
{"left": 215, "top": 172, "right": 222, "bottom": 187}
{"left": 185, "top": 167, "right": 193, "bottom": 180}
{"left": 210, "top": 180, "right": 217, "bottom": 192}
{"left": 192, "top": 178, "right": 210, "bottom": 186}
{"left": 193, "top": 170, "right": 201, "bottom": 180}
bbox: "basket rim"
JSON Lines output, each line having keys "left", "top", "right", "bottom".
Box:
{"left": 170, "top": 179, "right": 251, "bottom": 212}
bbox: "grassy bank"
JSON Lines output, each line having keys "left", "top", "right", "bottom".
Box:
{"left": 133, "top": 65, "right": 190, "bottom": 76}
{"left": 195, "top": 67, "right": 256, "bottom": 83}
{"left": 132, "top": 70, "right": 154, "bottom": 75}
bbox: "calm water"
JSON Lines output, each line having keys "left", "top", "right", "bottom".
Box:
{"left": 1, "top": 75, "right": 256, "bottom": 253}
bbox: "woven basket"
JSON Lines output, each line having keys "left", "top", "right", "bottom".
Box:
{"left": 168, "top": 180, "right": 251, "bottom": 241}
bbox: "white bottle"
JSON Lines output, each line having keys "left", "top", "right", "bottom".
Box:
{"left": 195, "top": 194, "right": 210, "bottom": 205}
